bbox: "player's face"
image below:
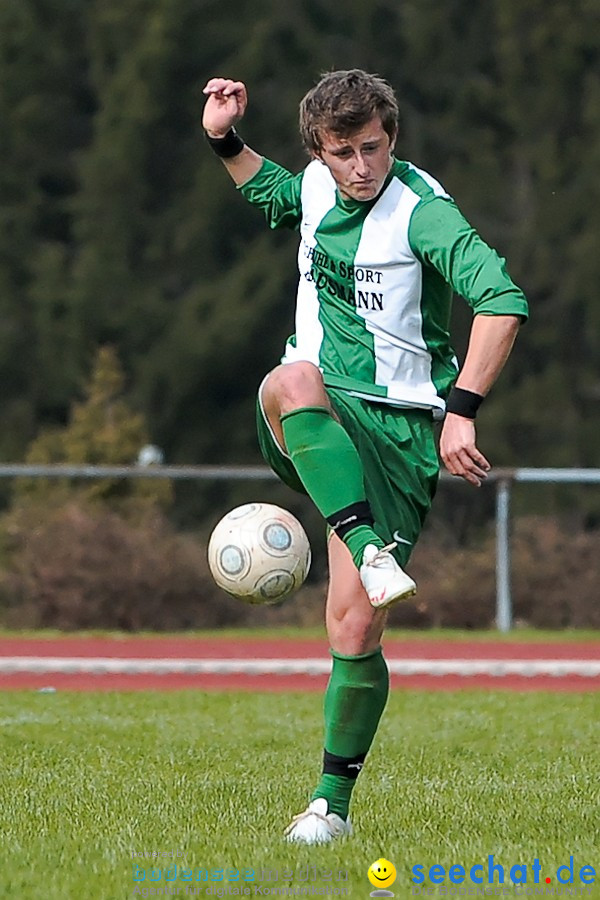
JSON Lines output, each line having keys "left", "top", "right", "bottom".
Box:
{"left": 315, "top": 116, "right": 396, "bottom": 202}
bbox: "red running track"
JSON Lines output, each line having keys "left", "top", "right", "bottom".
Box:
{"left": 0, "top": 636, "right": 599, "bottom": 691}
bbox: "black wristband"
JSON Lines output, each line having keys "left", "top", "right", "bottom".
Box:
{"left": 205, "top": 128, "right": 245, "bottom": 159}
{"left": 445, "top": 386, "right": 484, "bottom": 419}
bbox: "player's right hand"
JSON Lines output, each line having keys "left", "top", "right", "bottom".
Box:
{"left": 202, "top": 78, "right": 248, "bottom": 138}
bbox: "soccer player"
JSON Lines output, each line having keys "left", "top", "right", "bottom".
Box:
{"left": 202, "top": 70, "right": 528, "bottom": 843}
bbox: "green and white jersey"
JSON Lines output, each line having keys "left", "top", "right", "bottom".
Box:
{"left": 240, "top": 157, "right": 528, "bottom": 418}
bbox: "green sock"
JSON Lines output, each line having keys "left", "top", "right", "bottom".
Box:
{"left": 342, "top": 524, "right": 383, "bottom": 567}
{"left": 311, "top": 647, "right": 389, "bottom": 820}
{"left": 281, "top": 406, "right": 383, "bottom": 567}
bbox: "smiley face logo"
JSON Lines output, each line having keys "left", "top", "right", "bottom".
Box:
{"left": 368, "top": 858, "right": 397, "bottom": 890}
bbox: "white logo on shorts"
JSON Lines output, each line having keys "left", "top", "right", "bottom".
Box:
{"left": 393, "top": 531, "right": 412, "bottom": 546}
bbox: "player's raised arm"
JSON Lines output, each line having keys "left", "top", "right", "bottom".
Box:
{"left": 202, "top": 78, "right": 263, "bottom": 185}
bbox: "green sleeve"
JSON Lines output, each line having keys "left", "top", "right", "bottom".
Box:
{"left": 238, "top": 157, "right": 304, "bottom": 230}
{"left": 408, "top": 197, "right": 529, "bottom": 320}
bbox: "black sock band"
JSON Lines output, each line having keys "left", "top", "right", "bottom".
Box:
{"left": 326, "top": 501, "right": 374, "bottom": 540}
{"left": 323, "top": 750, "right": 367, "bottom": 780}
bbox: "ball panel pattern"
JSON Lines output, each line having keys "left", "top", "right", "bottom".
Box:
{"left": 207, "top": 503, "right": 311, "bottom": 605}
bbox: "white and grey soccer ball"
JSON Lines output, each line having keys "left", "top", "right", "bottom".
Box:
{"left": 208, "top": 503, "right": 311, "bottom": 605}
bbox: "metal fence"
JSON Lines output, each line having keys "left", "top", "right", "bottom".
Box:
{"left": 1, "top": 464, "right": 599, "bottom": 632}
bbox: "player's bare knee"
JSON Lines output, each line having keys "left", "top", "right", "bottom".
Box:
{"left": 327, "top": 603, "right": 386, "bottom": 656}
{"left": 263, "top": 362, "right": 327, "bottom": 417}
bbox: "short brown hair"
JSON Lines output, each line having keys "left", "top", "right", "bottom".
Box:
{"left": 299, "top": 69, "right": 399, "bottom": 154}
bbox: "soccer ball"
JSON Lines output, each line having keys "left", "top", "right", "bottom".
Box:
{"left": 207, "top": 503, "right": 311, "bottom": 605}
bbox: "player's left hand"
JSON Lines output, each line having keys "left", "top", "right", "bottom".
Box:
{"left": 439, "top": 413, "right": 491, "bottom": 487}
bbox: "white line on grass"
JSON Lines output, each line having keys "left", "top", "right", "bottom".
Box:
{"left": 1, "top": 657, "right": 600, "bottom": 677}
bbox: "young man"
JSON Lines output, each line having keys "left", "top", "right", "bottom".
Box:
{"left": 202, "top": 70, "right": 528, "bottom": 843}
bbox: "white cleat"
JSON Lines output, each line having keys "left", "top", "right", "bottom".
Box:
{"left": 360, "top": 543, "right": 417, "bottom": 609}
{"left": 284, "top": 798, "right": 352, "bottom": 844}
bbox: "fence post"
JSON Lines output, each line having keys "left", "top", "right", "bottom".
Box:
{"left": 495, "top": 477, "right": 512, "bottom": 632}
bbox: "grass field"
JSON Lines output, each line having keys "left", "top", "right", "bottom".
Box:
{"left": 3, "top": 626, "right": 600, "bottom": 641}
{"left": 1, "top": 689, "right": 599, "bottom": 899}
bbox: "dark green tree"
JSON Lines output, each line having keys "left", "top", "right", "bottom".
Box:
{"left": 0, "top": 0, "right": 597, "bottom": 486}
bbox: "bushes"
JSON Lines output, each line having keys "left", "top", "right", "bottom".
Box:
{"left": 0, "top": 346, "right": 325, "bottom": 630}
{"left": 0, "top": 503, "right": 597, "bottom": 631}
{"left": 0, "top": 503, "right": 244, "bottom": 630}
{"left": 511, "top": 517, "right": 600, "bottom": 628}
{"left": 0, "top": 500, "right": 328, "bottom": 630}
{"left": 389, "top": 516, "right": 600, "bottom": 629}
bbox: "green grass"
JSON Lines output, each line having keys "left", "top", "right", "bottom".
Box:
{"left": 2, "top": 626, "right": 600, "bottom": 640}
{"left": 1, "top": 691, "right": 599, "bottom": 899}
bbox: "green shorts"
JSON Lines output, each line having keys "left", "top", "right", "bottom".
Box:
{"left": 256, "top": 387, "right": 439, "bottom": 566}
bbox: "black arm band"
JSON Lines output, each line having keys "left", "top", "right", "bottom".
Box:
{"left": 445, "top": 386, "right": 485, "bottom": 419}
{"left": 204, "top": 128, "right": 245, "bottom": 159}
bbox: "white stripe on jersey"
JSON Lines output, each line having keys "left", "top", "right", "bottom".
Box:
{"left": 282, "top": 160, "right": 448, "bottom": 416}
{"left": 354, "top": 176, "right": 442, "bottom": 412}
